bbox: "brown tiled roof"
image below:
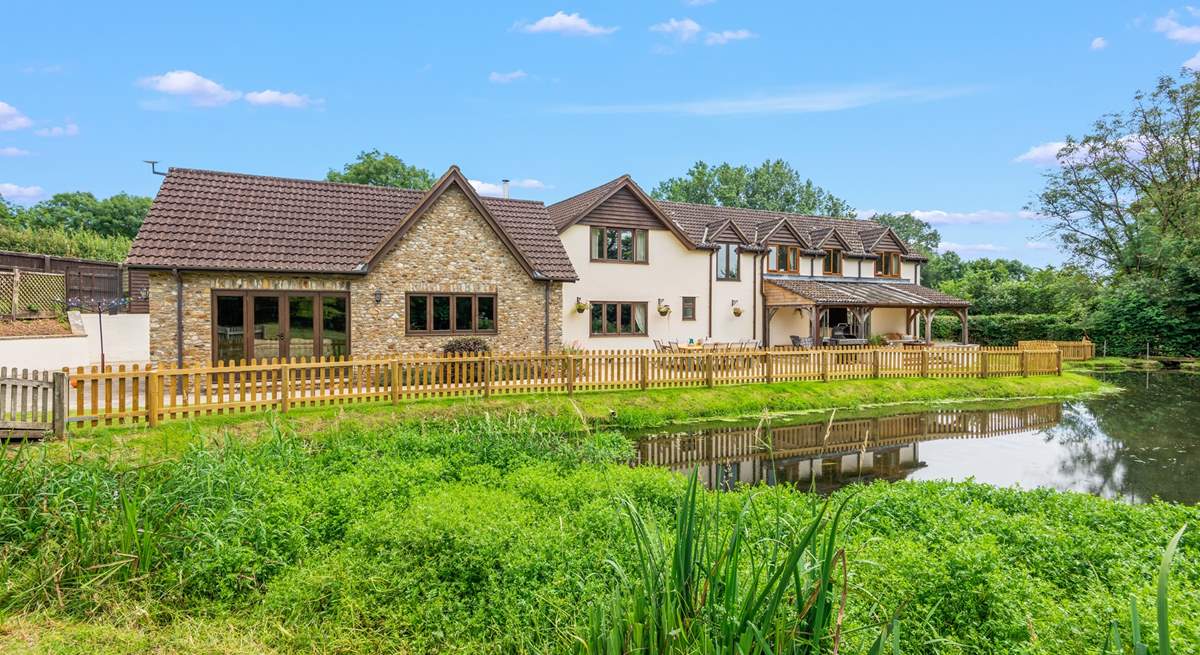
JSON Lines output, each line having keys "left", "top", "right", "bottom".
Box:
{"left": 658, "top": 201, "right": 889, "bottom": 254}
{"left": 765, "top": 278, "right": 969, "bottom": 307}
{"left": 127, "top": 167, "right": 577, "bottom": 280}
{"left": 547, "top": 175, "right": 627, "bottom": 230}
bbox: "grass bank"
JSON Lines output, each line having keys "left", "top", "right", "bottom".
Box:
{"left": 61, "top": 373, "right": 1106, "bottom": 463}
{"left": 1, "top": 408, "right": 1195, "bottom": 655}
{"left": 1066, "top": 356, "right": 1164, "bottom": 372}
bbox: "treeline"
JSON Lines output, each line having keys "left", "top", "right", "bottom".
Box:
{"left": 0, "top": 192, "right": 148, "bottom": 262}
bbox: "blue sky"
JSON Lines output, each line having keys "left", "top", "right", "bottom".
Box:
{"left": 2, "top": 2, "right": 1198, "bottom": 266}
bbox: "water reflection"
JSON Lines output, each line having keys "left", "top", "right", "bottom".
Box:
{"left": 634, "top": 372, "right": 1200, "bottom": 504}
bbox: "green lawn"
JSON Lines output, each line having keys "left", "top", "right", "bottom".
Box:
{"left": 6, "top": 371, "right": 1190, "bottom": 655}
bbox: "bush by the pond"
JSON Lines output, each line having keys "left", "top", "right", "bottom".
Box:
{"left": 931, "top": 312, "right": 1084, "bottom": 345}
{"left": 1, "top": 412, "right": 1196, "bottom": 654}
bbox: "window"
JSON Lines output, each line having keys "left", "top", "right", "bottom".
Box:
{"left": 715, "top": 243, "right": 740, "bottom": 280}
{"left": 211, "top": 291, "right": 349, "bottom": 363}
{"left": 589, "top": 301, "right": 648, "bottom": 336}
{"left": 681, "top": 296, "right": 696, "bottom": 321}
{"left": 589, "top": 226, "right": 649, "bottom": 263}
{"left": 823, "top": 249, "right": 843, "bottom": 275}
{"left": 406, "top": 293, "right": 497, "bottom": 335}
{"left": 874, "top": 252, "right": 901, "bottom": 278}
{"left": 767, "top": 245, "right": 803, "bottom": 273}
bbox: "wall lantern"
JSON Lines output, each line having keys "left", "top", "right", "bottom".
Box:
{"left": 374, "top": 289, "right": 383, "bottom": 304}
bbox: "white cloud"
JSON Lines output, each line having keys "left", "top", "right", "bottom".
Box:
{"left": 1014, "top": 140, "right": 1067, "bottom": 165}
{"left": 244, "top": 90, "right": 314, "bottom": 108}
{"left": 1090, "top": 36, "right": 1108, "bottom": 50}
{"left": 0, "top": 183, "right": 44, "bottom": 201}
{"left": 0, "top": 101, "right": 33, "bottom": 131}
{"left": 1186, "top": 51, "right": 1200, "bottom": 70}
{"left": 1155, "top": 10, "right": 1200, "bottom": 42}
{"left": 518, "top": 11, "right": 617, "bottom": 36}
{"left": 651, "top": 18, "right": 702, "bottom": 42}
{"left": 686, "top": 0, "right": 716, "bottom": 5}
{"left": 34, "top": 122, "right": 79, "bottom": 137}
{"left": 470, "top": 178, "right": 549, "bottom": 197}
{"left": 704, "top": 29, "right": 755, "bottom": 45}
{"left": 0, "top": 147, "right": 30, "bottom": 156}
{"left": 555, "top": 83, "right": 974, "bottom": 116}
{"left": 937, "top": 242, "right": 1008, "bottom": 255}
{"left": 488, "top": 70, "right": 529, "bottom": 84}
{"left": 1025, "top": 241, "right": 1053, "bottom": 250}
{"left": 20, "top": 64, "right": 63, "bottom": 74}
{"left": 138, "top": 70, "right": 241, "bottom": 107}
{"left": 908, "top": 209, "right": 1037, "bottom": 225}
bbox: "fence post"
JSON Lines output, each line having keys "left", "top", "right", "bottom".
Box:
{"left": 52, "top": 371, "right": 67, "bottom": 437}
{"left": 10, "top": 269, "right": 18, "bottom": 319}
{"left": 705, "top": 354, "right": 714, "bottom": 387}
{"left": 979, "top": 351, "right": 989, "bottom": 379}
{"left": 920, "top": 348, "right": 929, "bottom": 378}
{"left": 280, "top": 362, "right": 291, "bottom": 413}
{"left": 390, "top": 359, "right": 401, "bottom": 404}
{"left": 640, "top": 353, "right": 649, "bottom": 390}
{"left": 483, "top": 356, "right": 492, "bottom": 398}
{"left": 147, "top": 370, "right": 161, "bottom": 427}
{"left": 871, "top": 349, "right": 880, "bottom": 379}
{"left": 566, "top": 355, "right": 576, "bottom": 395}
{"left": 1056, "top": 349, "right": 1063, "bottom": 376}
{"left": 821, "top": 350, "right": 830, "bottom": 382}
{"left": 1020, "top": 350, "right": 1029, "bottom": 377}
{"left": 765, "top": 350, "right": 774, "bottom": 384}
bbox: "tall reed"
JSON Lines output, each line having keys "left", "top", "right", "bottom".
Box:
{"left": 1102, "top": 524, "right": 1188, "bottom": 655}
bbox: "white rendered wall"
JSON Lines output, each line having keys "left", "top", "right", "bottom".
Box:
{"left": 0, "top": 313, "right": 149, "bottom": 371}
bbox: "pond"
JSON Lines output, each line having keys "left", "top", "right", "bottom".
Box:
{"left": 632, "top": 371, "right": 1200, "bottom": 504}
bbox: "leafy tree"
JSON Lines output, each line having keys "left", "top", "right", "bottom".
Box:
{"left": 868, "top": 212, "right": 941, "bottom": 256}
{"left": 922, "top": 250, "right": 964, "bottom": 289}
{"left": 3, "top": 192, "right": 150, "bottom": 238}
{"left": 651, "top": 160, "right": 855, "bottom": 217}
{"left": 326, "top": 150, "right": 436, "bottom": 190}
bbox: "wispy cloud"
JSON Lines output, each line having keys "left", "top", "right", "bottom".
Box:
{"left": 489, "top": 70, "right": 529, "bottom": 84}
{"left": 244, "top": 90, "right": 315, "bottom": 108}
{"left": 34, "top": 122, "right": 79, "bottom": 138}
{"left": 705, "top": 29, "right": 755, "bottom": 45}
{"left": 0, "top": 101, "right": 33, "bottom": 131}
{"left": 139, "top": 70, "right": 241, "bottom": 106}
{"left": 0, "top": 147, "right": 29, "bottom": 157}
{"left": 0, "top": 183, "right": 44, "bottom": 202}
{"left": 937, "top": 242, "right": 1009, "bottom": 255}
{"left": 1090, "top": 36, "right": 1109, "bottom": 50}
{"left": 554, "top": 83, "right": 974, "bottom": 116}
{"left": 470, "top": 178, "right": 549, "bottom": 197}
{"left": 1155, "top": 9, "right": 1200, "bottom": 42}
{"left": 517, "top": 11, "right": 617, "bottom": 36}
{"left": 1026, "top": 241, "right": 1053, "bottom": 250}
{"left": 909, "top": 209, "right": 1038, "bottom": 225}
{"left": 651, "top": 17, "right": 701, "bottom": 42}
{"left": 1014, "top": 140, "right": 1066, "bottom": 165}
{"left": 20, "top": 64, "right": 63, "bottom": 74}
{"left": 685, "top": 0, "right": 716, "bottom": 5}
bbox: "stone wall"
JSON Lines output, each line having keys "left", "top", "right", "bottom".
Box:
{"left": 145, "top": 186, "right": 562, "bottom": 364}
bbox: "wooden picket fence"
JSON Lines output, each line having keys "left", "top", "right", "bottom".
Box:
{"left": 0, "top": 368, "right": 67, "bottom": 437}
{"left": 61, "top": 345, "right": 1064, "bottom": 429}
{"left": 1017, "top": 340, "right": 1094, "bottom": 361}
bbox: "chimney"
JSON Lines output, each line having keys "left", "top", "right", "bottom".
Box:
{"left": 502, "top": 179, "right": 510, "bottom": 199}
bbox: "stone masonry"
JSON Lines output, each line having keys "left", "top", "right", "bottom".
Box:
{"left": 146, "top": 186, "right": 563, "bottom": 364}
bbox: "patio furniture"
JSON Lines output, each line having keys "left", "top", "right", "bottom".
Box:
{"left": 789, "top": 335, "right": 813, "bottom": 348}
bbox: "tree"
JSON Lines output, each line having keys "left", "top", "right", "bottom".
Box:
{"left": 327, "top": 150, "right": 436, "bottom": 190}
{"left": 651, "top": 160, "right": 855, "bottom": 217}
{"left": 1029, "top": 71, "right": 1200, "bottom": 275}
{"left": 868, "top": 212, "right": 940, "bottom": 256}
{"left": 3, "top": 191, "right": 151, "bottom": 238}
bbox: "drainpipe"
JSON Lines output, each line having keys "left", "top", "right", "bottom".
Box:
{"left": 173, "top": 268, "right": 183, "bottom": 368}
{"left": 543, "top": 280, "right": 551, "bottom": 354}
{"left": 707, "top": 250, "right": 713, "bottom": 339}
{"left": 751, "top": 252, "right": 758, "bottom": 340}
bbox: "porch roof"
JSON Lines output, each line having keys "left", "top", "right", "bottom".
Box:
{"left": 764, "top": 278, "right": 969, "bottom": 308}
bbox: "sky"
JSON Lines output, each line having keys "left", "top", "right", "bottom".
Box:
{"left": 2, "top": 2, "right": 1198, "bottom": 266}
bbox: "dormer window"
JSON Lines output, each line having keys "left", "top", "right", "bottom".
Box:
{"left": 822, "top": 249, "right": 843, "bottom": 275}
{"left": 590, "top": 226, "right": 648, "bottom": 263}
{"left": 767, "top": 245, "right": 802, "bottom": 274}
{"left": 715, "top": 243, "right": 740, "bottom": 280}
{"left": 875, "top": 252, "right": 901, "bottom": 278}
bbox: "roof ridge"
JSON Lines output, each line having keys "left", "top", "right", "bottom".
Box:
{"left": 659, "top": 198, "right": 882, "bottom": 227}
{"left": 546, "top": 174, "right": 627, "bottom": 209}
{"left": 169, "top": 167, "right": 431, "bottom": 194}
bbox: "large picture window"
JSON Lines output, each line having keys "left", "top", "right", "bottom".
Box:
{"left": 406, "top": 293, "right": 497, "bottom": 335}
{"left": 822, "top": 249, "right": 843, "bottom": 276}
{"left": 767, "top": 245, "right": 803, "bottom": 274}
{"left": 211, "top": 291, "right": 349, "bottom": 363}
{"left": 589, "top": 301, "right": 648, "bottom": 336}
{"left": 590, "top": 226, "right": 649, "bottom": 263}
{"left": 715, "top": 243, "right": 740, "bottom": 280}
{"left": 874, "top": 252, "right": 901, "bottom": 278}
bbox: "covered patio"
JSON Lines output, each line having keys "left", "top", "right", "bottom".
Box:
{"left": 761, "top": 278, "right": 971, "bottom": 347}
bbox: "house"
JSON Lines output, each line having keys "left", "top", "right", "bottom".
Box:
{"left": 127, "top": 165, "right": 968, "bottom": 364}
{"left": 551, "top": 175, "right": 969, "bottom": 349}
{"left": 125, "top": 166, "right": 576, "bottom": 365}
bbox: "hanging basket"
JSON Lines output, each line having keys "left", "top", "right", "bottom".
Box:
{"left": 657, "top": 305, "right": 671, "bottom": 317}
{"left": 574, "top": 302, "right": 589, "bottom": 314}
{"left": 732, "top": 306, "right": 743, "bottom": 317}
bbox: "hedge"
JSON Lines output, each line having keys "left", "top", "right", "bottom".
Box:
{"left": 931, "top": 313, "right": 1084, "bottom": 345}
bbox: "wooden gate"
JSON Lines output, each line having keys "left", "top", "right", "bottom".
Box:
{"left": 0, "top": 368, "right": 66, "bottom": 437}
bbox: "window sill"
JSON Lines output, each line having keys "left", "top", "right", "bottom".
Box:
{"left": 588, "top": 333, "right": 649, "bottom": 338}
{"left": 589, "top": 259, "right": 650, "bottom": 265}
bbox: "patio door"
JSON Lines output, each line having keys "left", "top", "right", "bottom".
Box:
{"left": 251, "top": 295, "right": 282, "bottom": 360}
{"left": 212, "top": 291, "right": 350, "bottom": 363}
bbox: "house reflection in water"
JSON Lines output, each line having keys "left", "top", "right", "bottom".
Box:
{"left": 635, "top": 404, "right": 1064, "bottom": 492}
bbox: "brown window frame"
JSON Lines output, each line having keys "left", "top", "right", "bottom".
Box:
{"left": 589, "top": 226, "right": 649, "bottom": 264}
{"left": 405, "top": 292, "right": 498, "bottom": 336}
{"left": 766, "top": 245, "right": 803, "bottom": 274}
{"left": 822, "top": 249, "right": 843, "bottom": 276}
{"left": 589, "top": 301, "right": 649, "bottom": 337}
{"left": 874, "top": 252, "right": 901, "bottom": 278}
{"left": 210, "top": 290, "right": 351, "bottom": 363}
{"left": 681, "top": 296, "right": 697, "bottom": 321}
{"left": 715, "top": 243, "right": 740, "bottom": 281}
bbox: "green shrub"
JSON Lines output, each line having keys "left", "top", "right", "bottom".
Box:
{"left": 0, "top": 224, "right": 131, "bottom": 262}
{"left": 443, "top": 336, "right": 491, "bottom": 355}
{"left": 931, "top": 312, "right": 1084, "bottom": 345}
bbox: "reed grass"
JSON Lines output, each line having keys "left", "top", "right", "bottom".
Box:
{"left": 1102, "top": 524, "right": 1188, "bottom": 655}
